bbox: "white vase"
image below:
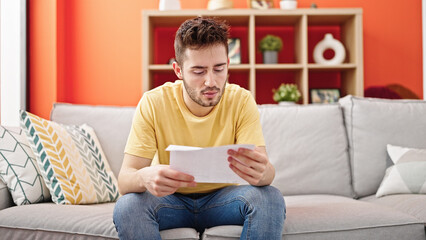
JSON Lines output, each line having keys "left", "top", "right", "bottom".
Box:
{"left": 313, "top": 33, "right": 346, "bottom": 65}
{"left": 159, "top": 0, "right": 181, "bottom": 11}
{"left": 280, "top": 0, "right": 297, "bottom": 10}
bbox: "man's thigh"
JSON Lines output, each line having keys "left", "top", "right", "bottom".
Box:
{"left": 115, "top": 192, "right": 196, "bottom": 231}
{"left": 197, "top": 185, "right": 279, "bottom": 229}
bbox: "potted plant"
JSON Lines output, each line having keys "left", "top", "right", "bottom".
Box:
{"left": 272, "top": 83, "right": 301, "bottom": 104}
{"left": 259, "top": 34, "right": 283, "bottom": 64}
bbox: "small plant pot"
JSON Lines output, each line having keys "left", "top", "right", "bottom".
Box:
{"left": 263, "top": 51, "right": 278, "bottom": 64}
{"left": 278, "top": 101, "right": 296, "bottom": 105}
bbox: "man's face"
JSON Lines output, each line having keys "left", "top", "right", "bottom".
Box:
{"left": 174, "top": 44, "right": 229, "bottom": 109}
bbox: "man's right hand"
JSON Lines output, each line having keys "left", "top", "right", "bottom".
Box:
{"left": 139, "top": 165, "right": 197, "bottom": 197}
{"left": 117, "top": 153, "right": 196, "bottom": 197}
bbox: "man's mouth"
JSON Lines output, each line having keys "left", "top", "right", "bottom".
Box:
{"left": 203, "top": 91, "right": 218, "bottom": 98}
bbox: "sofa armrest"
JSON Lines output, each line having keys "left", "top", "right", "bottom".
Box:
{"left": 0, "top": 179, "right": 14, "bottom": 210}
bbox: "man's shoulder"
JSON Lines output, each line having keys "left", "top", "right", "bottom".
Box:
{"left": 144, "top": 80, "right": 182, "bottom": 100}
{"left": 224, "top": 83, "right": 252, "bottom": 101}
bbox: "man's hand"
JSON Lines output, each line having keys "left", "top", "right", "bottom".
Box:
{"left": 118, "top": 154, "right": 196, "bottom": 197}
{"left": 139, "top": 165, "right": 197, "bottom": 197}
{"left": 227, "top": 146, "right": 275, "bottom": 186}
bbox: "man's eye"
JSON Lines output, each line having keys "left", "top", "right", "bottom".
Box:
{"left": 193, "top": 71, "right": 204, "bottom": 75}
{"left": 214, "top": 68, "right": 224, "bottom": 72}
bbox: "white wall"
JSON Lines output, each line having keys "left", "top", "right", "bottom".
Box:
{"left": 0, "top": 0, "right": 26, "bottom": 126}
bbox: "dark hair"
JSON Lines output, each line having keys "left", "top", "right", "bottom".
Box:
{"left": 174, "top": 17, "right": 229, "bottom": 66}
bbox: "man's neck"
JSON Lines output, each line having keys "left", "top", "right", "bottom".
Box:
{"left": 182, "top": 91, "right": 214, "bottom": 117}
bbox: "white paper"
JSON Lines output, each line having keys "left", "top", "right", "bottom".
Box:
{"left": 166, "top": 144, "right": 255, "bottom": 184}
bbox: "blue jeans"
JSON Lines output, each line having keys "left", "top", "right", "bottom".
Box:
{"left": 113, "top": 185, "right": 285, "bottom": 240}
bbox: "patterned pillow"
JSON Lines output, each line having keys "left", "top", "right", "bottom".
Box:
{"left": 20, "top": 110, "right": 120, "bottom": 204}
{"left": 376, "top": 144, "right": 426, "bottom": 197}
{"left": 0, "top": 126, "right": 50, "bottom": 205}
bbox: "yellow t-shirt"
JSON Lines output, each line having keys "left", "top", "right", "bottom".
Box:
{"left": 125, "top": 80, "right": 265, "bottom": 194}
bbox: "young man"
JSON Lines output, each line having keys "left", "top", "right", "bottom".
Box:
{"left": 113, "top": 17, "right": 285, "bottom": 240}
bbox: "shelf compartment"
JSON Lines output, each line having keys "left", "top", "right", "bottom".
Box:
{"left": 307, "top": 25, "right": 344, "bottom": 64}
{"left": 254, "top": 13, "right": 302, "bottom": 25}
{"left": 229, "top": 71, "right": 249, "bottom": 90}
{"left": 254, "top": 25, "right": 296, "bottom": 64}
{"left": 255, "top": 70, "right": 303, "bottom": 105}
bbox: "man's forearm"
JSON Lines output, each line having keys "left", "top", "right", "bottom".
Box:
{"left": 118, "top": 168, "right": 147, "bottom": 195}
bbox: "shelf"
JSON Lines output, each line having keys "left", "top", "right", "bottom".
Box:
{"left": 149, "top": 65, "right": 173, "bottom": 71}
{"left": 255, "top": 64, "right": 303, "bottom": 71}
{"left": 143, "top": 9, "right": 363, "bottom": 102}
{"left": 148, "top": 64, "right": 251, "bottom": 71}
{"left": 308, "top": 63, "right": 356, "bottom": 71}
{"left": 229, "top": 64, "right": 251, "bottom": 70}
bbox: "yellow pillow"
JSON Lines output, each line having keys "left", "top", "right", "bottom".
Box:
{"left": 20, "top": 110, "right": 119, "bottom": 204}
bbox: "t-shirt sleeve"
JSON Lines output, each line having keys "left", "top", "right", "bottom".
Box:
{"left": 124, "top": 94, "right": 157, "bottom": 159}
{"left": 235, "top": 93, "right": 265, "bottom": 147}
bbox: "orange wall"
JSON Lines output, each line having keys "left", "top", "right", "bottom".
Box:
{"left": 29, "top": 0, "right": 423, "bottom": 118}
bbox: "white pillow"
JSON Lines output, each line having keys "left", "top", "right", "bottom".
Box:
{"left": 376, "top": 144, "right": 426, "bottom": 197}
{"left": 0, "top": 126, "right": 50, "bottom": 205}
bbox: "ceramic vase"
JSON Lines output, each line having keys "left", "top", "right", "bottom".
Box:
{"left": 313, "top": 33, "right": 346, "bottom": 65}
{"left": 280, "top": 0, "right": 297, "bottom": 10}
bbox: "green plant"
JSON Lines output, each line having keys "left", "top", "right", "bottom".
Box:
{"left": 259, "top": 34, "right": 283, "bottom": 52}
{"left": 272, "top": 83, "right": 301, "bottom": 102}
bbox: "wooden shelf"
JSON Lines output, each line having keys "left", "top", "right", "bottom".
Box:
{"left": 142, "top": 8, "right": 363, "bottom": 104}
{"left": 256, "top": 64, "right": 304, "bottom": 70}
{"left": 308, "top": 63, "right": 357, "bottom": 70}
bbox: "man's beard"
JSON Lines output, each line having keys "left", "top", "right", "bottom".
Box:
{"left": 182, "top": 76, "right": 228, "bottom": 107}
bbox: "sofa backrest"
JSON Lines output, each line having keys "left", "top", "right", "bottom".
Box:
{"left": 339, "top": 96, "right": 426, "bottom": 198}
{"left": 50, "top": 103, "right": 135, "bottom": 177}
{"left": 258, "top": 104, "right": 354, "bottom": 197}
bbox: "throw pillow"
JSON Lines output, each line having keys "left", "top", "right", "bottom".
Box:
{"left": 376, "top": 144, "right": 426, "bottom": 197}
{"left": 20, "top": 110, "right": 120, "bottom": 204}
{"left": 0, "top": 126, "right": 50, "bottom": 205}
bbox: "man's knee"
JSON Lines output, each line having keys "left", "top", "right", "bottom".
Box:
{"left": 113, "top": 192, "right": 157, "bottom": 222}
{"left": 238, "top": 185, "right": 285, "bottom": 217}
{"left": 240, "top": 185, "right": 283, "bottom": 202}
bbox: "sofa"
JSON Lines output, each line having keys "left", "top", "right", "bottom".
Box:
{"left": 0, "top": 95, "right": 425, "bottom": 239}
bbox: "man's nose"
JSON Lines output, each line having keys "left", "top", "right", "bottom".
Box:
{"left": 204, "top": 71, "right": 216, "bottom": 87}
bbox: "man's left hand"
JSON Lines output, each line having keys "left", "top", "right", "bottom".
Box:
{"left": 227, "top": 146, "right": 274, "bottom": 186}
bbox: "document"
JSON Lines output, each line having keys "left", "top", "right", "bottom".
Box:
{"left": 166, "top": 144, "right": 255, "bottom": 184}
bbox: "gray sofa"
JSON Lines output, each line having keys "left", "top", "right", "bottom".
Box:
{"left": 0, "top": 95, "right": 425, "bottom": 239}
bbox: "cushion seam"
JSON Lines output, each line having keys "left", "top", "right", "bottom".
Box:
{"left": 202, "top": 222, "right": 423, "bottom": 237}
{"left": 0, "top": 225, "right": 118, "bottom": 239}
{"left": 284, "top": 222, "right": 424, "bottom": 235}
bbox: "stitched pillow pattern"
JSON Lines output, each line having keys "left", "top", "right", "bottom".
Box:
{"left": 376, "top": 144, "right": 426, "bottom": 197}
{"left": 0, "top": 126, "right": 50, "bottom": 205}
{"left": 20, "top": 111, "right": 119, "bottom": 204}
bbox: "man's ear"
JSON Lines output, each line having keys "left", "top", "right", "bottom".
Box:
{"left": 172, "top": 61, "right": 183, "bottom": 79}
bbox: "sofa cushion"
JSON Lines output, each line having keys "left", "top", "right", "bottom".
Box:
{"left": 258, "top": 104, "right": 353, "bottom": 197}
{"left": 0, "top": 126, "right": 50, "bottom": 205}
{"left": 0, "top": 179, "right": 13, "bottom": 210}
{"left": 20, "top": 111, "right": 119, "bottom": 205}
{"left": 339, "top": 96, "right": 426, "bottom": 198}
{"left": 361, "top": 194, "right": 426, "bottom": 225}
{"left": 376, "top": 144, "right": 426, "bottom": 197}
{"left": 50, "top": 103, "right": 135, "bottom": 178}
{"left": 202, "top": 195, "right": 425, "bottom": 240}
{"left": 0, "top": 202, "right": 199, "bottom": 240}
